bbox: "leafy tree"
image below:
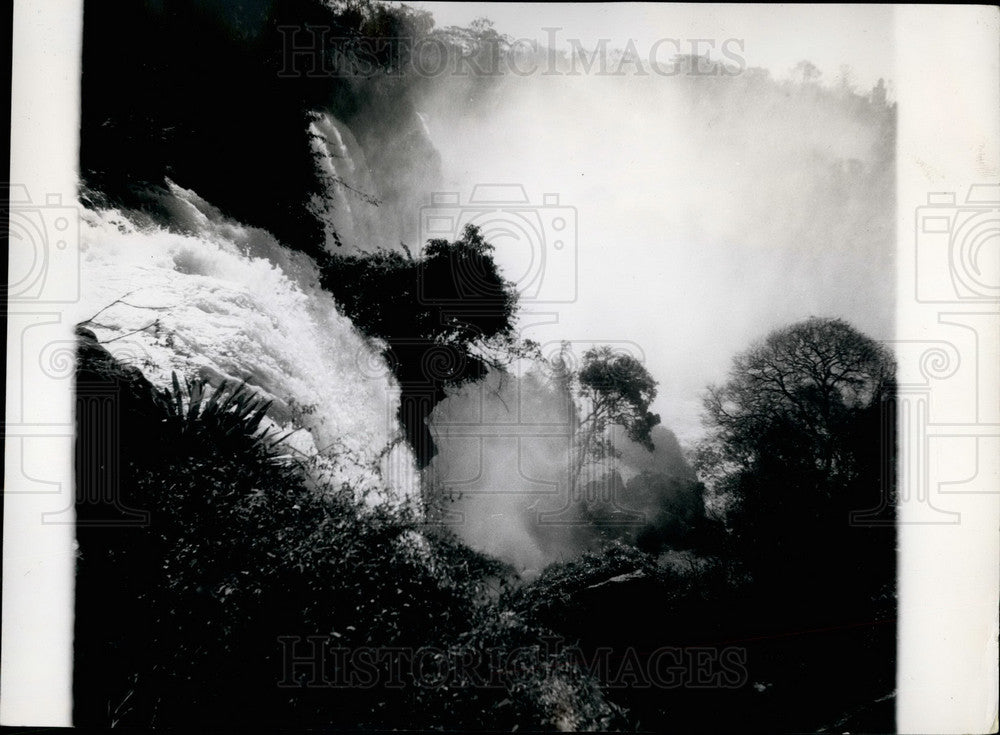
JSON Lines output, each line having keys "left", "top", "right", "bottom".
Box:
{"left": 699, "top": 316, "right": 894, "bottom": 489}
{"left": 521, "top": 346, "right": 661, "bottom": 556}
{"left": 563, "top": 345, "right": 661, "bottom": 493}
{"left": 320, "top": 224, "right": 530, "bottom": 465}
{"left": 695, "top": 317, "right": 896, "bottom": 601}
{"left": 685, "top": 318, "right": 897, "bottom": 729}
{"left": 791, "top": 59, "right": 822, "bottom": 85}
{"left": 74, "top": 328, "right": 621, "bottom": 730}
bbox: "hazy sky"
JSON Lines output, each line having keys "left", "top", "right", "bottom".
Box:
{"left": 405, "top": 4, "right": 898, "bottom": 445}
{"left": 412, "top": 3, "right": 894, "bottom": 91}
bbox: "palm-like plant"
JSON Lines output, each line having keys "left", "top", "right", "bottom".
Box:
{"left": 158, "top": 372, "right": 292, "bottom": 450}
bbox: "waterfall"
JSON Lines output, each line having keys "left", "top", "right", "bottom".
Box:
{"left": 307, "top": 110, "right": 383, "bottom": 253}
{"left": 75, "top": 183, "right": 420, "bottom": 501}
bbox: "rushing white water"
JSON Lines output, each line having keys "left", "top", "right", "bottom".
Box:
{"left": 75, "top": 183, "right": 420, "bottom": 500}
{"left": 308, "top": 110, "right": 384, "bottom": 253}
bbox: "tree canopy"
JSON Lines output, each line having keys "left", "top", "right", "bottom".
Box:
{"left": 554, "top": 345, "right": 661, "bottom": 495}
{"left": 320, "top": 224, "right": 526, "bottom": 465}
{"left": 577, "top": 346, "right": 661, "bottom": 450}
{"left": 695, "top": 317, "right": 897, "bottom": 598}
{"left": 699, "top": 316, "right": 895, "bottom": 486}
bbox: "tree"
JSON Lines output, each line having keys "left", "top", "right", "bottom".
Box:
{"left": 836, "top": 64, "right": 856, "bottom": 94}
{"left": 700, "top": 317, "right": 893, "bottom": 483}
{"left": 73, "top": 329, "right": 619, "bottom": 730}
{"left": 870, "top": 77, "right": 889, "bottom": 110}
{"left": 559, "top": 344, "right": 661, "bottom": 494}
{"left": 791, "top": 60, "right": 822, "bottom": 85}
{"left": 320, "top": 224, "right": 528, "bottom": 465}
{"left": 695, "top": 319, "right": 898, "bottom": 720}
{"left": 696, "top": 317, "right": 896, "bottom": 587}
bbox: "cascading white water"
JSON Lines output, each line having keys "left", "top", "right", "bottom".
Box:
{"left": 73, "top": 65, "right": 894, "bottom": 561}
{"left": 308, "top": 111, "right": 384, "bottom": 253}
{"left": 75, "top": 183, "right": 420, "bottom": 501}
{"left": 75, "top": 104, "right": 447, "bottom": 504}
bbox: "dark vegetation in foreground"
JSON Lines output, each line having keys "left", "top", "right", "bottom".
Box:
{"left": 75, "top": 314, "right": 896, "bottom": 731}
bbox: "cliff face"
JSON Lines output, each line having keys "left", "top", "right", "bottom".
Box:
{"left": 80, "top": 0, "right": 442, "bottom": 256}
{"left": 77, "top": 0, "right": 897, "bottom": 565}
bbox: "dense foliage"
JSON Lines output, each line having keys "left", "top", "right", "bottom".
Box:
{"left": 74, "top": 312, "right": 896, "bottom": 731}
{"left": 320, "top": 223, "right": 526, "bottom": 465}
{"left": 503, "top": 319, "right": 895, "bottom": 732}
{"left": 74, "top": 326, "right": 624, "bottom": 728}
{"left": 697, "top": 317, "right": 897, "bottom": 592}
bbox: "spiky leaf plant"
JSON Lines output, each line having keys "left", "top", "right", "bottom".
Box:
{"left": 157, "top": 372, "right": 294, "bottom": 453}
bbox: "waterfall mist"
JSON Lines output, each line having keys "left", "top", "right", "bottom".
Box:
{"left": 403, "top": 44, "right": 895, "bottom": 568}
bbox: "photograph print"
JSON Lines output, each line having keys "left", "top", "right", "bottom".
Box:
{"left": 3, "top": 1, "right": 998, "bottom": 733}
